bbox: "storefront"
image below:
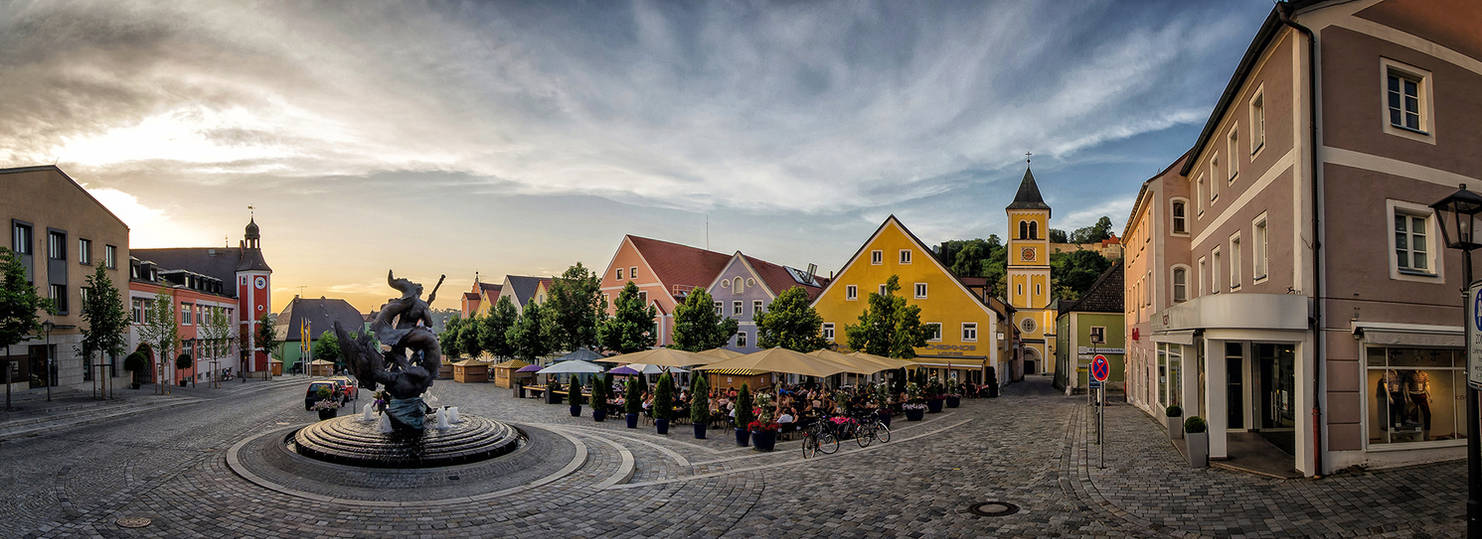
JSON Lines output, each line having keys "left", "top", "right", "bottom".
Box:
{"left": 1364, "top": 346, "right": 1466, "bottom": 446}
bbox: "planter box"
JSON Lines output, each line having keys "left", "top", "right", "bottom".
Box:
{"left": 945, "top": 395, "right": 961, "bottom": 408}
{"left": 751, "top": 430, "right": 776, "bottom": 451}
{"left": 735, "top": 428, "right": 751, "bottom": 447}
{"left": 693, "top": 423, "right": 707, "bottom": 439}
{"left": 904, "top": 408, "right": 925, "bottom": 421}
{"left": 1186, "top": 430, "right": 1208, "bottom": 467}
{"left": 593, "top": 409, "right": 606, "bottom": 422}
{"left": 656, "top": 418, "right": 669, "bottom": 435}
{"left": 926, "top": 398, "right": 944, "bottom": 413}
{"left": 626, "top": 413, "right": 639, "bottom": 429}
{"left": 569, "top": 404, "right": 582, "bottom": 417}
{"left": 1166, "top": 416, "right": 1183, "bottom": 440}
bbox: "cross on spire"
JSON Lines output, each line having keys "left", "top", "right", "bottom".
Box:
{"left": 1025, "top": 152, "right": 1032, "bottom": 165}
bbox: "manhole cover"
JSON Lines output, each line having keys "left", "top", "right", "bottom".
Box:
{"left": 969, "top": 501, "right": 1020, "bottom": 517}
{"left": 116, "top": 516, "right": 152, "bottom": 528}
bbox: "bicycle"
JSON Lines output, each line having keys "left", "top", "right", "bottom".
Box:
{"left": 849, "top": 411, "right": 892, "bottom": 448}
{"left": 800, "top": 419, "right": 839, "bottom": 458}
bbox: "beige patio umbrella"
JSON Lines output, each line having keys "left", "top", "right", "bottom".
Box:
{"left": 608, "top": 347, "right": 705, "bottom": 368}
{"left": 695, "top": 347, "right": 848, "bottom": 378}
{"left": 808, "top": 349, "right": 886, "bottom": 374}
{"left": 695, "top": 347, "right": 743, "bottom": 364}
{"left": 849, "top": 351, "right": 920, "bottom": 371}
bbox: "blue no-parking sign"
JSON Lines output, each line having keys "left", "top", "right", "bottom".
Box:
{"left": 1090, "top": 354, "right": 1110, "bottom": 383}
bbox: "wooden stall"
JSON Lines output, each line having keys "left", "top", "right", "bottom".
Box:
{"left": 706, "top": 369, "right": 773, "bottom": 392}
{"left": 492, "top": 359, "right": 531, "bottom": 388}
{"left": 452, "top": 358, "right": 492, "bottom": 383}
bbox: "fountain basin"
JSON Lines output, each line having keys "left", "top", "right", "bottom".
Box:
{"left": 291, "top": 413, "right": 522, "bottom": 468}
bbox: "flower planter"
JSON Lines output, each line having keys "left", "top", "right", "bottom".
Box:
{"left": 751, "top": 430, "right": 776, "bottom": 451}
{"left": 945, "top": 395, "right": 961, "bottom": 408}
{"left": 926, "top": 398, "right": 944, "bottom": 414}
{"left": 877, "top": 409, "right": 892, "bottom": 428}
{"left": 546, "top": 391, "right": 562, "bottom": 405}
{"left": 593, "top": 409, "right": 606, "bottom": 422}
{"left": 656, "top": 418, "right": 669, "bottom": 435}
{"left": 693, "top": 423, "right": 707, "bottom": 439}
{"left": 569, "top": 404, "right": 582, "bottom": 417}
{"left": 317, "top": 408, "right": 338, "bottom": 421}
{"left": 1186, "top": 430, "right": 1208, "bottom": 467}
{"left": 1166, "top": 416, "right": 1183, "bottom": 440}
{"left": 735, "top": 427, "right": 751, "bottom": 447}
{"left": 626, "top": 413, "right": 639, "bottom": 429}
{"left": 904, "top": 408, "right": 925, "bottom": 421}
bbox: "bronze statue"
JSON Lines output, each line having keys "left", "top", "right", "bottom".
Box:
{"left": 336, "top": 270, "right": 446, "bottom": 432}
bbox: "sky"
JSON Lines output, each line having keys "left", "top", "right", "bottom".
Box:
{"left": 0, "top": 0, "right": 1273, "bottom": 313}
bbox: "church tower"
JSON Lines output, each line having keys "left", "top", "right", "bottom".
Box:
{"left": 1006, "top": 167, "right": 1052, "bottom": 374}
{"left": 235, "top": 217, "right": 273, "bottom": 374}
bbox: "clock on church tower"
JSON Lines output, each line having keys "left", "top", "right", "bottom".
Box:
{"left": 1020, "top": 247, "right": 1036, "bottom": 262}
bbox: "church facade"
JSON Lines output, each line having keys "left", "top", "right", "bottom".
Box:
{"left": 1005, "top": 168, "right": 1056, "bottom": 375}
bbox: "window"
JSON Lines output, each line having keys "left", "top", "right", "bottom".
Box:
{"left": 1227, "top": 129, "right": 1239, "bottom": 182}
{"left": 1387, "top": 67, "right": 1425, "bottom": 132}
{"left": 1035, "top": 283, "right": 1042, "bottom": 297}
{"left": 736, "top": 332, "right": 747, "bottom": 348}
{"left": 1089, "top": 326, "right": 1106, "bottom": 345}
{"left": 1144, "top": 271, "right": 1151, "bottom": 306}
{"left": 1209, "top": 155, "right": 1219, "bottom": 201}
{"left": 962, "top": 322, "right": 978, "bottom": 342}
{"left": 753, "top": 300, "right": 763, "bottom": 316}
{"left": 638, "top": 291, "right": 648, "bottom": 304}
{"left": 714, "top": 301, "right": 723, "bottom": 316}
{"left": 846, "top": 285, "right": 857, "bottom": 300}
{"left": 47, "top": 231, "right": 65, "bottom": 260}
{"left": 1172, "top": 266, "right": 1188, "bottom": 303}
{"left": 878, "top": 284, "right": 887, "bottom": 296}
{"left": 733, "top": 278, "right": 744, "bottom": 294}
{"left": 1229, "top": 234, "right": 1242, "bottom": 290}
{"left": 80, "top": 286, "right": 91, "bottom": 305}
{"left": 1197, "top": 257, "right": 1206, "bottom": 297}
{"left": 1171, "top": 200, "right": 1187, "bottom": 235}
{"left": 1029, "top": 221, "right": 1039, "bottom": 240}
{"left": 822, "top": 323, "right": 835, "bottom": 341}
{"left": 12, "top": 222, "right": 33, "bottom": 255}
{"left": 182, "top": 303, "right": 194, "bottom": 325}
{"left": 1250, "top": 90, "right": 1266, "bottom": 154}
{"left": 1019, "top": 221, "right": 1029, "bottom": 239}
{"left": 925, "top": 322, "right": 942, "bottom": 342}
{"left": 78, "top": 238, "right": 92, "bottom": 265}
{"left": 105, "top": 245, "right": 116, "bottom": 269}
{"left": 50, "top": 284, "right": 67, "bottom": 313}
{"left": 1253, "top": 215, "right": 1268, "bottom": 281}
{"left": 899, "top": 249, "right": 912, "bottom": 264}
{"left": 617, "top": 268, "right": 623, "bottom": 280}
{"left": 131, "top": 298, "right": 144, "bottom": 323}
{"left": 1211, "top": 248, "right": 1222, "bottom": 294}
{"left": 1395, "top": 210, "right": 1433, "bottom": 275}
{"left": 870, "top": 250, "right": 883, "bottom": 265}
{"left": 732, "top": 301, "right": 742, "bottom": 316}
{"left": 630, "top": 266, "right": 637, "bottom": 279}
{"left": 1195, "top": 175, "right": 1206, "bottom": 214}
{"left": 914, "top": 283, "right": 927, "bottom": 299}
{"left": 1366, "top": 346, "right": 1465, "bottom": 446}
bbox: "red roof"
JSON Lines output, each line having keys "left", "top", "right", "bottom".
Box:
{"left": 627, "top": 235, "right": 732, "bottom": 298}
{"left": 462, "top": 292, "right": 480, "bottom": 301}
{"left": 742, "top": 254, "right": 827, "bottom": 301}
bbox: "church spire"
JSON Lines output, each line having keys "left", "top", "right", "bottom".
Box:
{"left": 1006, "top": 166, "right": 1050, "bottom": 211}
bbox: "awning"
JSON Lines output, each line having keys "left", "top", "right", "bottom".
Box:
{"left": 1152, "top": 330, "right": 1197, "bottom": 345}
{"left": 1352, "top": 321, "right": 1463, "bottom": 348}
{"left": 706, "top": 368, "right": 768, "bottom": 376}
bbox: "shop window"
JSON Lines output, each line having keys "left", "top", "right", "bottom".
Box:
{"left": 1367, "top": 346, "right": 1465, "bottom": 446}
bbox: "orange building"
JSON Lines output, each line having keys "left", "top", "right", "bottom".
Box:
{"left": 597, "top": 235, "right": 731, "bottom": 347}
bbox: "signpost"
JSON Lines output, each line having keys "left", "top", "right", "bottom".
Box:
{"left": 1469, "top": 282, "right": 1482, "bottom": 389}
{"left": 1091, "top": 354, "right": 1109, "bottom": 469}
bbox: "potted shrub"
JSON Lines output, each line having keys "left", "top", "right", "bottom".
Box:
{"left": 945, "top": 378, "right": 962, "bottom": 408}
{"left": 624, "top": 378, "right": 641, "bottom": 428}
{"left": 547, "top": 378, "right": 564, "bottom": 405}
{"left": 690, "top": 375, "right": 710, "bottom": 439}
{"left": 591, "top": 376, "right": 608, "bottom": 422}
{"left": 873, "top": 382, "right": 893, "bottom": 428}
{"left": 749, "top": 412, "right": 780, "bottom": 452}
{"left": 175, "top": 354, "right": 192, "bottom": 387}
{"left": 1165, "top": 405, "right": 1183, "bottom": 440}
{"left": 734, "top": 384, "right": 754, "bottom": 447}
{"left": 653, "top": 372, "right": 674, "bottom": 435}
{"left": 1184, "top": 416, "right": 1208, "bottom": 468}
{"left": 902, "top": 382, "right": 926, "bottom": 421}
{"left": 307, "top": 383, "right": 340, "bottom": 420}
{"left": 925, "top": 377, "right": 945, "bottom": 413}
{"left": 124, "top": 351, "right": 148, "bottom": 390}
{"left": 568, "top": 378, "right": 584, "bottom": 417}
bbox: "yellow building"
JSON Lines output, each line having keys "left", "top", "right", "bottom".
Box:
{"left": 811, "top": 216, "right": 1009, "bottom": 385}
{"left": 1005, "top": 167, "right": 1055, "bottom": 375}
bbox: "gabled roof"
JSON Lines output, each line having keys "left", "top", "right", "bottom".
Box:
{"left": 1006, "top": 167, "right": 1050, "bottom": 210}
{"left": 503, "top": 275, "right": 545, "bottom": 306}
{"left": 1058, "top": 262, "right": 1124, "bottom": 315}
{"left": 1, "top": 165, "right": 130, "bottom": 229}
{"left": 477, "top": 281, "right": 501, "bottom": 298}
{"left": 626, "top": 235, "right": 733, "bottom": 297}
{"left": 739, "top": 253, "right": 827, "bottom": 301}
{"left": 132, "top": 247, "right": 246, "bottom": 293}
{"left": 274, "top": 297, "right": 367, "bottom": 342}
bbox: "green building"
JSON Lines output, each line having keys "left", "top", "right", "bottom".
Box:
{"left": 273, "top": 296, "right": 368, "bottom": 374}
{"left": 1054, "top": 263, "right": 1125, "bottom": 392}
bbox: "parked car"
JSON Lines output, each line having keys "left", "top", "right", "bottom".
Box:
{"left": 305, "top": 381, "right": 340, "bottom": 413}
{"left": 328, "top": 377, "right": 357, "bottom": 403}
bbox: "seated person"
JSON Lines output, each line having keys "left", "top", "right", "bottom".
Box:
{"left": 778, "top": 408, "right": 796, "bottom": 424}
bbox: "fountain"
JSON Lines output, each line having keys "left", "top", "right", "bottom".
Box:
{"left": 288, "top": 270, "right": 521, "bottom": 468}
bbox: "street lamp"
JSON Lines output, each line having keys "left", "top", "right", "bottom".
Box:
{"left": 42, "top": 320, "right": 53, "bottom": 402}
{"left": 1430, "top": 183, "right": 1482, "bottom": 538}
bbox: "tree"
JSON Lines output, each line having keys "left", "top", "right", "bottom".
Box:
{"left": 507, "top": 301, "right": 553, "bottom": 361}
{"left": 314, "top": 330, "right": 342, "bottom": 371}
{"left": 1049, "top": 228, "right": 1069, "bottom": 243}
{"left": 625, "top": 377, "right": 642, "bottom": 416}
{"left": 735, "top": 384, "right": 754, "bottom": 429}
{"left": 597, "top": 282, "right": 656, "bottom": 353}
{"left": 671, "top": 288, "right": 738, "bottom": 352}
{"left": 136, "top": 288, "right": 178, "bottom": 392}
{"left": 457, "top": 313, "right": 482, "bottom": 358}
{"left": 653, "top": 372, "right": 674, "bottom": 422}
{"left": 198, "top": 305, "right": 236, "bottom": 385}
{"left": 77, "top": 264, "right": 128, "bottom": 387}
{"left": 936, "top": 237, "right": 1007, "bottom": 298}
{"left": 479, "top": 296, "right": 518, "bottom": 359}
{"left": 1050, "top": 250, "right": 1113, "bottom": 301}
{"left": 590, "top": 374, "right": 606, "bottom": 411}
{"left": 568, "top": 377, "right": 584, "bottom": 406}
{"left": 1069, "top": 216, "right": 1115, "bottom": 244}
{"left": 0, "top": 247, "right": 53, "bottom": 407}
{"left": 756, "top": 286, "right": 827, "bottom": 352}
{"left": 690, "top": 374, "right": 710, "bottom": 424}
{"left": 544, "top": 263, "right": 603, "bottom": 352}
{"left": 844, "top": 275, "right": 930, "bottom": 359}
{"left": 439, "top": 316, "right": 464, "bottom": 358}
{"left": 256, "top": 312, "right": 277, "bottom": 378}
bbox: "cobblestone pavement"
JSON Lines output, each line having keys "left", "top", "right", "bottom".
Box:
{"left": 0, "top": 374, "right": 1463, "bottom": 537}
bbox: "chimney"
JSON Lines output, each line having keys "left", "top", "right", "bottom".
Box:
{"left": 806, "top": 263, "right": 817, "bottom": 280}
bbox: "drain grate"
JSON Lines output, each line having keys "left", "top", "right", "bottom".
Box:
{"left": 116, "top": 517, "right": 152, "bottom": 528}
{"left": 968, "top": 501, "right": 1020, "bottom": 517}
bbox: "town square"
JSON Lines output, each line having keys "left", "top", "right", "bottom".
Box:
{"left": 2, "top": 0, "right": 1480, "bottom": 537}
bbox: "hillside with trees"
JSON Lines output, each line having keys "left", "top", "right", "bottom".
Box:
{"left": 933, "top": 215, "right": 1117, "bottom": 302}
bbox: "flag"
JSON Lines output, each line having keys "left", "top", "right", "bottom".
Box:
{"left": 300, "top": 319, "right": 310, "bottom": 371}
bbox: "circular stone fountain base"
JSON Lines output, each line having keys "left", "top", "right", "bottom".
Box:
{"left": 292, "top": 414, "right": 522, "bottom": 468}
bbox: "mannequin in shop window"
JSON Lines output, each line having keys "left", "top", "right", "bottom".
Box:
{"left": 1378, "top": 369, "right": 1405, "bottom": 432}
{"left": 1406, "top": 370, "right": 1432, "bottom": 440}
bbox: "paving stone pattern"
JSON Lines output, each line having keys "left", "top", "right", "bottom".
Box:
{"left": 0, "top": 374, "right": 1465, "bottom": 537}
